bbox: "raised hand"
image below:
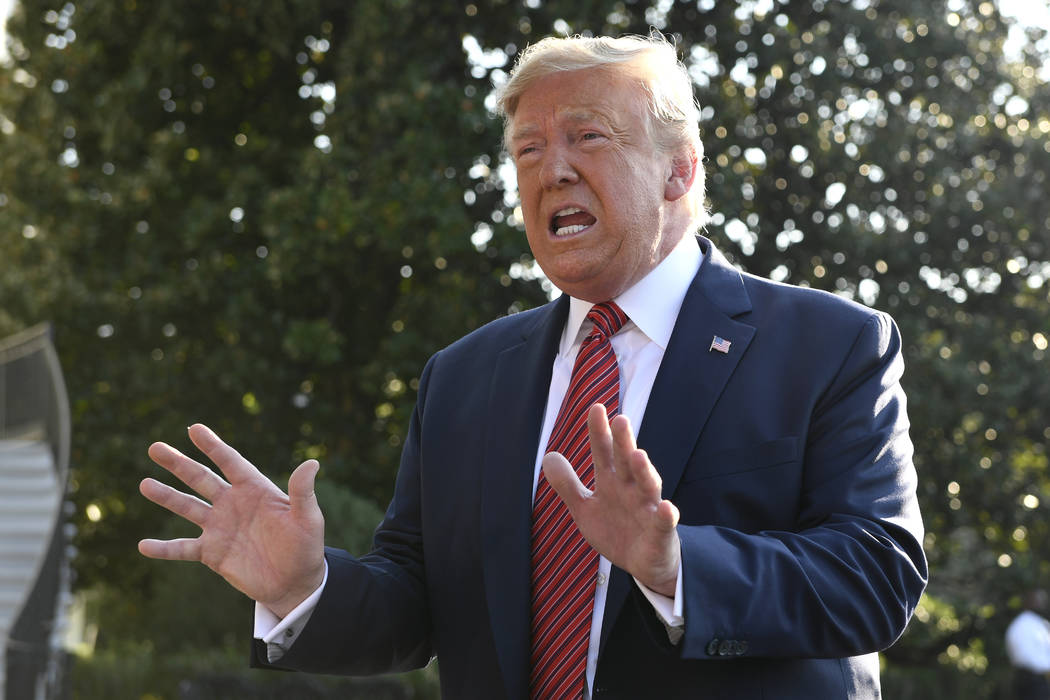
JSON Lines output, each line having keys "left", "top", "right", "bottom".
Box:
{"left": 138, "top": 424, "right": 326, "bottom": 618}
{"left": 541, "top": 404, "right": 681, "bottom": 596}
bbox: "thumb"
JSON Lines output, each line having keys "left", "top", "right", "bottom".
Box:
{"left": 288, "top": 459, "right": 320, "bottom": 516}
{"left": 542, "top": 452, "right": 591, "bottom": 508}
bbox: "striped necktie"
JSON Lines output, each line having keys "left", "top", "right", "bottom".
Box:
{"left": 530, "top": 301, "right": 629, "bottom": 699}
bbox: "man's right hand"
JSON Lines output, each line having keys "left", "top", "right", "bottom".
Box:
{"left": 139, "top": 423, "right": 326, "bottom": 619}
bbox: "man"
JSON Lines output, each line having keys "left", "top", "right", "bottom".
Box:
{"left": 1006, "top": 589, "right": 1050, "bottom": 699}
{"left": 139, "top": 34, "right": 927, "bottom": 698}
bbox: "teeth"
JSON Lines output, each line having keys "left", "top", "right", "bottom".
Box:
{"left": 553, "top": 224, "right": 587, "bottom": 236}
{"left": 550, "top": 207, "right": 589, "bottom": 236}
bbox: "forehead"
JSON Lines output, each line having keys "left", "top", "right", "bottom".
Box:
{"left": 508, "top": 67, "right": 647, "bottom": 139}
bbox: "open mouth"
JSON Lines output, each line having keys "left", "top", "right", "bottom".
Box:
{"left": 550, "top": 207, "right": 597, "bottom": 236}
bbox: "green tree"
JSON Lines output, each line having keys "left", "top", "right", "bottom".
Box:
{"left": 2, "top": 0, "right": 1048, "bottom": 698}
{"left": 0, "top": 0, "right": 544, "bottom": 695}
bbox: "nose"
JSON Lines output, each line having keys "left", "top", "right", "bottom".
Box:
{"left": 538, "top": 144, "right": 579, "bottom": 190}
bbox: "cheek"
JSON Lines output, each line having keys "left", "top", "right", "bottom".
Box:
{"left": 518, "top": 189, "right": 542, "bottom": 226}
{"left": 523, "top": 212, "right": 552, "bottom": 251}
{"left": 600, "top": 160, "right": 660, "bottom": 204}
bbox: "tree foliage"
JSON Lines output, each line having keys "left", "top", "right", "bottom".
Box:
{"left": 1, "top": 0, "right": 1048, "bottom": 697}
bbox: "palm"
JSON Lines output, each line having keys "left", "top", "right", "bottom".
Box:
{"left": 197, "top": 474, "right": 321, "bottom": 605}
{"left": 542, "top": 405, "right": 680, "bottom": 596}
{"left": 139, "top": 424, "right": 325, "bottom": 618}
{"left": 581, "top": 467, "right": 679, "bottom": 588}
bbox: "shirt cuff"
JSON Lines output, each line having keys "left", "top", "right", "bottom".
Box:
{"left": 633, "top": 558, "right": 685, "bottom": 645}
{"left": 253, "top": 560, "right": 329, "bottom": 663}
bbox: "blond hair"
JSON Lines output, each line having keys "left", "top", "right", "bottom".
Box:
{"left": 494, "top": 33, "right": 707, "bottom": 227}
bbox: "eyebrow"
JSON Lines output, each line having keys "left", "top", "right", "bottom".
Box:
{"left": 509, "top": 108, "right": 617, "bottom": 145}
{"left": 563, "top": 109, "right": 612, "bottom": 127}
{"left": 509, "top": 123, "right": 542, "bottom": 143}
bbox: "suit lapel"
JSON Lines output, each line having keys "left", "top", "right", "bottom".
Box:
{"left": 481, "top": 296, "right": 568, "bottom": 700}
{"left": 599, "top": 237, "right": 757, "bottom": 654}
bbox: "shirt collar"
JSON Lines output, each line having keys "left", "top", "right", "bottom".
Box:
{"left": 559, "top": 235, "right": 703, "bottom": 356}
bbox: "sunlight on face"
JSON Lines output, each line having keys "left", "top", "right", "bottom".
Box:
{"left": 509, "top": 67, "right": 689, "bottom": 302}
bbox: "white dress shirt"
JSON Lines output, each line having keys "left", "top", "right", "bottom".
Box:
{"left": 1006, "top": 610, "right": 1050, "bottom": 673}
{"left": 255, "top": 234, "right": 704, "bottom": 686}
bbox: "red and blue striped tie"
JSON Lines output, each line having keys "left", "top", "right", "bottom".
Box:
{"left": 530, "top": 301, "right": 628, "bottom": 699}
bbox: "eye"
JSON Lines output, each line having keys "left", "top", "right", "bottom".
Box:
{"left": 577, "top": 130, "right": 608, "bottom": 146}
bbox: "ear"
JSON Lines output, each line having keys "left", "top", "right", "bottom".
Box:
{"left": 664, "top": 144, "right": 698, "bottom": 202}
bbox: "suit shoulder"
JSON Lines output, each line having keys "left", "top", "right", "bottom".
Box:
{"left": 738, "top": 270, "right": 892, "bottom": 331}
{"left": 436, "top": 299, "right": 560, "bottom": 360}
{"left": 730, "top": 271, "right": 904, "bottom": 369}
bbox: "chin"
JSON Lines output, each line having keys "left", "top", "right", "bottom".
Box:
{"left": 553, "top": 278, "right": 619, "bottom": 303}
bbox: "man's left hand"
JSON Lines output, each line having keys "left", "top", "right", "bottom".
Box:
{"left": 542, "top": 403, "right": 681, "bottom": 596}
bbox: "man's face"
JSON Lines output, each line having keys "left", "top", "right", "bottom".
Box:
{"left": 509, "top": 67, "right": 687, "bottom": 302}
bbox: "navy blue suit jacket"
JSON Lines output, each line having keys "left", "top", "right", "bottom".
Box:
{"left": 255, "top": 237, "right": 928, "bottom": 699}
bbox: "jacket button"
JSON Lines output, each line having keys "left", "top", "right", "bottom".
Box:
{"left": 738, "top": 640, "right": 748, "bottom": 655}
{"left": 706, "top": 638, "right": 721, "bottom": 656}
{"left": 718, "top": 640, "right": 732, "bottom": 656}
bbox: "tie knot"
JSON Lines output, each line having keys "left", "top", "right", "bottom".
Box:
{"left": 586, "top": 301, "right": 628, "bottom": 338}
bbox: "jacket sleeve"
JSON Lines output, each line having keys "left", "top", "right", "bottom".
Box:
{"left": 675, "top": 312, "right": 928, "bottom": 660}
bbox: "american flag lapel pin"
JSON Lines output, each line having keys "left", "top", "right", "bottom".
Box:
{"left": 709, "top": 335, "right": 731, "bottom": 354}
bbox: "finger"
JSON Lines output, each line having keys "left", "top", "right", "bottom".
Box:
{"left": 148, "top": 441, "right": 227, "bottom": 502}
{"left": 138, "top": 537, "right": 202, "bottom": 562}
{"left": 586, "top": 403, "right": 616, "bottom": 482}
{"left": 140, "top": 477, "right": 211, "bottom": 527}
{"left": 610, "top": 414, "right": 639, "bottom": 481}
{"left": 542, "top": 452, "right": 592, "bottom": 511}
{"left": 187, "top": 423, "right": 260, "bottom": 485}
{"left": 288, "top": 459, "right": 320, "bottom": 516}
{"left": 656, "top": 499, "right": 681, "bottom": 531}
{"left": 627, "top": 448, "right": 663, "bottom": 504}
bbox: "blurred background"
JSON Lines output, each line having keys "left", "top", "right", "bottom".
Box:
{"left": 1, "top": 0, "right": 1048, "bottom": 697}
